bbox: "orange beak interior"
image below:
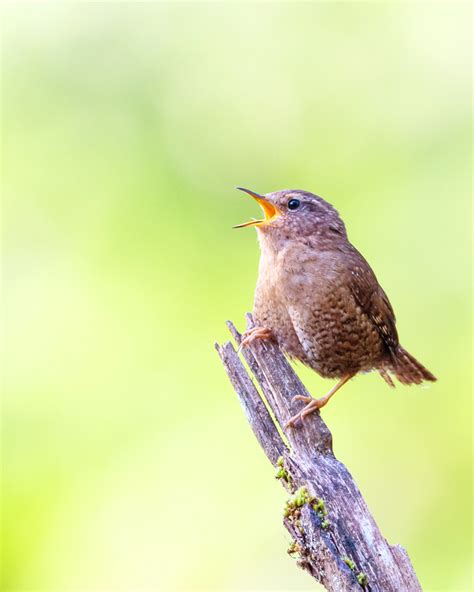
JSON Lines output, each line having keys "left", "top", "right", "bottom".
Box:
{"left": 234, "top": 187, "right": 281, "bottom": 228}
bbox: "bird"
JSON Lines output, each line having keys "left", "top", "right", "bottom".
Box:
{"left": 234, "top": 187, "right": 436, "bottom": 428}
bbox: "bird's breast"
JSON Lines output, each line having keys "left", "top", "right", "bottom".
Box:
{"left": 253, "top": 244, "right": 384, "bottom": 377}
{"left": 253, "top": 249, "right": 308, "bottom": 362}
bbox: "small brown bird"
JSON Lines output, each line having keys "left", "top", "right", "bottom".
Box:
{"left": 235, "top": 187, "right": 436, "bottom": 428}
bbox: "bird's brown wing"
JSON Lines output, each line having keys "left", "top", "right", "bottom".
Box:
{"left": 345, "top": 246, "right": 399, "bottom": 352}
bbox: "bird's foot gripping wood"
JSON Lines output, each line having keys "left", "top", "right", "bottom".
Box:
{"left": 285, "top": 374, "right": 354, "bottom": 429}
{"left": 238, "top": 326, "right": 273, "bottom": 352}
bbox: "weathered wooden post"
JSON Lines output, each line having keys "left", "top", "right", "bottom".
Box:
{"left": 216, "top": 314, "right": 422, "bottom": 592}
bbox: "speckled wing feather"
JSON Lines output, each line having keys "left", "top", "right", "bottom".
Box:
{"left": 345, "top": 246, "right": 399, "bottom": 353}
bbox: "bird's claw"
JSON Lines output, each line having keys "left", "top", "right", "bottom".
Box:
{"left": 238, "top": 326, "right": 273, "bottom": 353}
{"left": 285, "top": 375, "right": 354, "bottom": 430}
{"left": 291, "top": 394, "right": 313, "bottom": 405}
{"left": 285, "top": 413, "right": 304, "bottom": 430}
{"left": 285, "top": 397, "right": 324, "bottom": 430}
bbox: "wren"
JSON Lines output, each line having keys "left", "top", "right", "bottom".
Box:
{"left": 234, "top": 187, "right": 436, "bottom": 428}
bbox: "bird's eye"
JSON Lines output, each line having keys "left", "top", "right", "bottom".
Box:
{"left": 287, "top": 198, "right": 300, "bottom": 211}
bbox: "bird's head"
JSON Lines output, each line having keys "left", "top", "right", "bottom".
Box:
{"left": 234, "top": 187, "right": 346, "bottom": 242}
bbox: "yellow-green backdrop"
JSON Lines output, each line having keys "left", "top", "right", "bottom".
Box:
{"left": 2, "top": 3, "right": 472, "bottom": 591}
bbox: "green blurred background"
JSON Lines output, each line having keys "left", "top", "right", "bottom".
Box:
{"left": 2, "top": 3, "right": 472, "bottom": 591}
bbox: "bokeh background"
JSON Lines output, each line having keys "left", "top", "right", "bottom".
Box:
{"left": 2, "top": 3, "right": 472, "bottom": 591}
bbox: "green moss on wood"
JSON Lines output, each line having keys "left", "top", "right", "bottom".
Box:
{"left": 343, "top": 556, "right": 356, "bottom": 571}
{"left": 283, "top": 487, "right": 331, "bottom": 532}
{"left": 287, "top": 540, "right": 301, "bottom": 556}
{"left": 275, "top": 456, "right": 292, "bottom": 484}
{"left": 312, "top": 498, "right": 328, "bottom": 515}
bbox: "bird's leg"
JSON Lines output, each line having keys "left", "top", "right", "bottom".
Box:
{"left": 238, "top": 326, "right": 273, "bottom": 351}
{"left": 285, "top": 374, "right": 354, "bottom": 429}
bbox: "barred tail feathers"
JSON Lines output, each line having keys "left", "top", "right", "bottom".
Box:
{"left": 390, "top": 346, "right": 437, "bottom": 385}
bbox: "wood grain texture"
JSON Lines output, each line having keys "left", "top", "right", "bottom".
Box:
{"left": 215, "top": 314, "right": 422, "bottom": 592}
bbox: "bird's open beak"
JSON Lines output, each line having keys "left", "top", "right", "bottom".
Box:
{"left": 233, "top": 187, "right": 281, "bottom": 228}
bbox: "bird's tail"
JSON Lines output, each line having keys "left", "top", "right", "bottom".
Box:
{"left": 389, "top": 346, "right": 437, "bottom": 385}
